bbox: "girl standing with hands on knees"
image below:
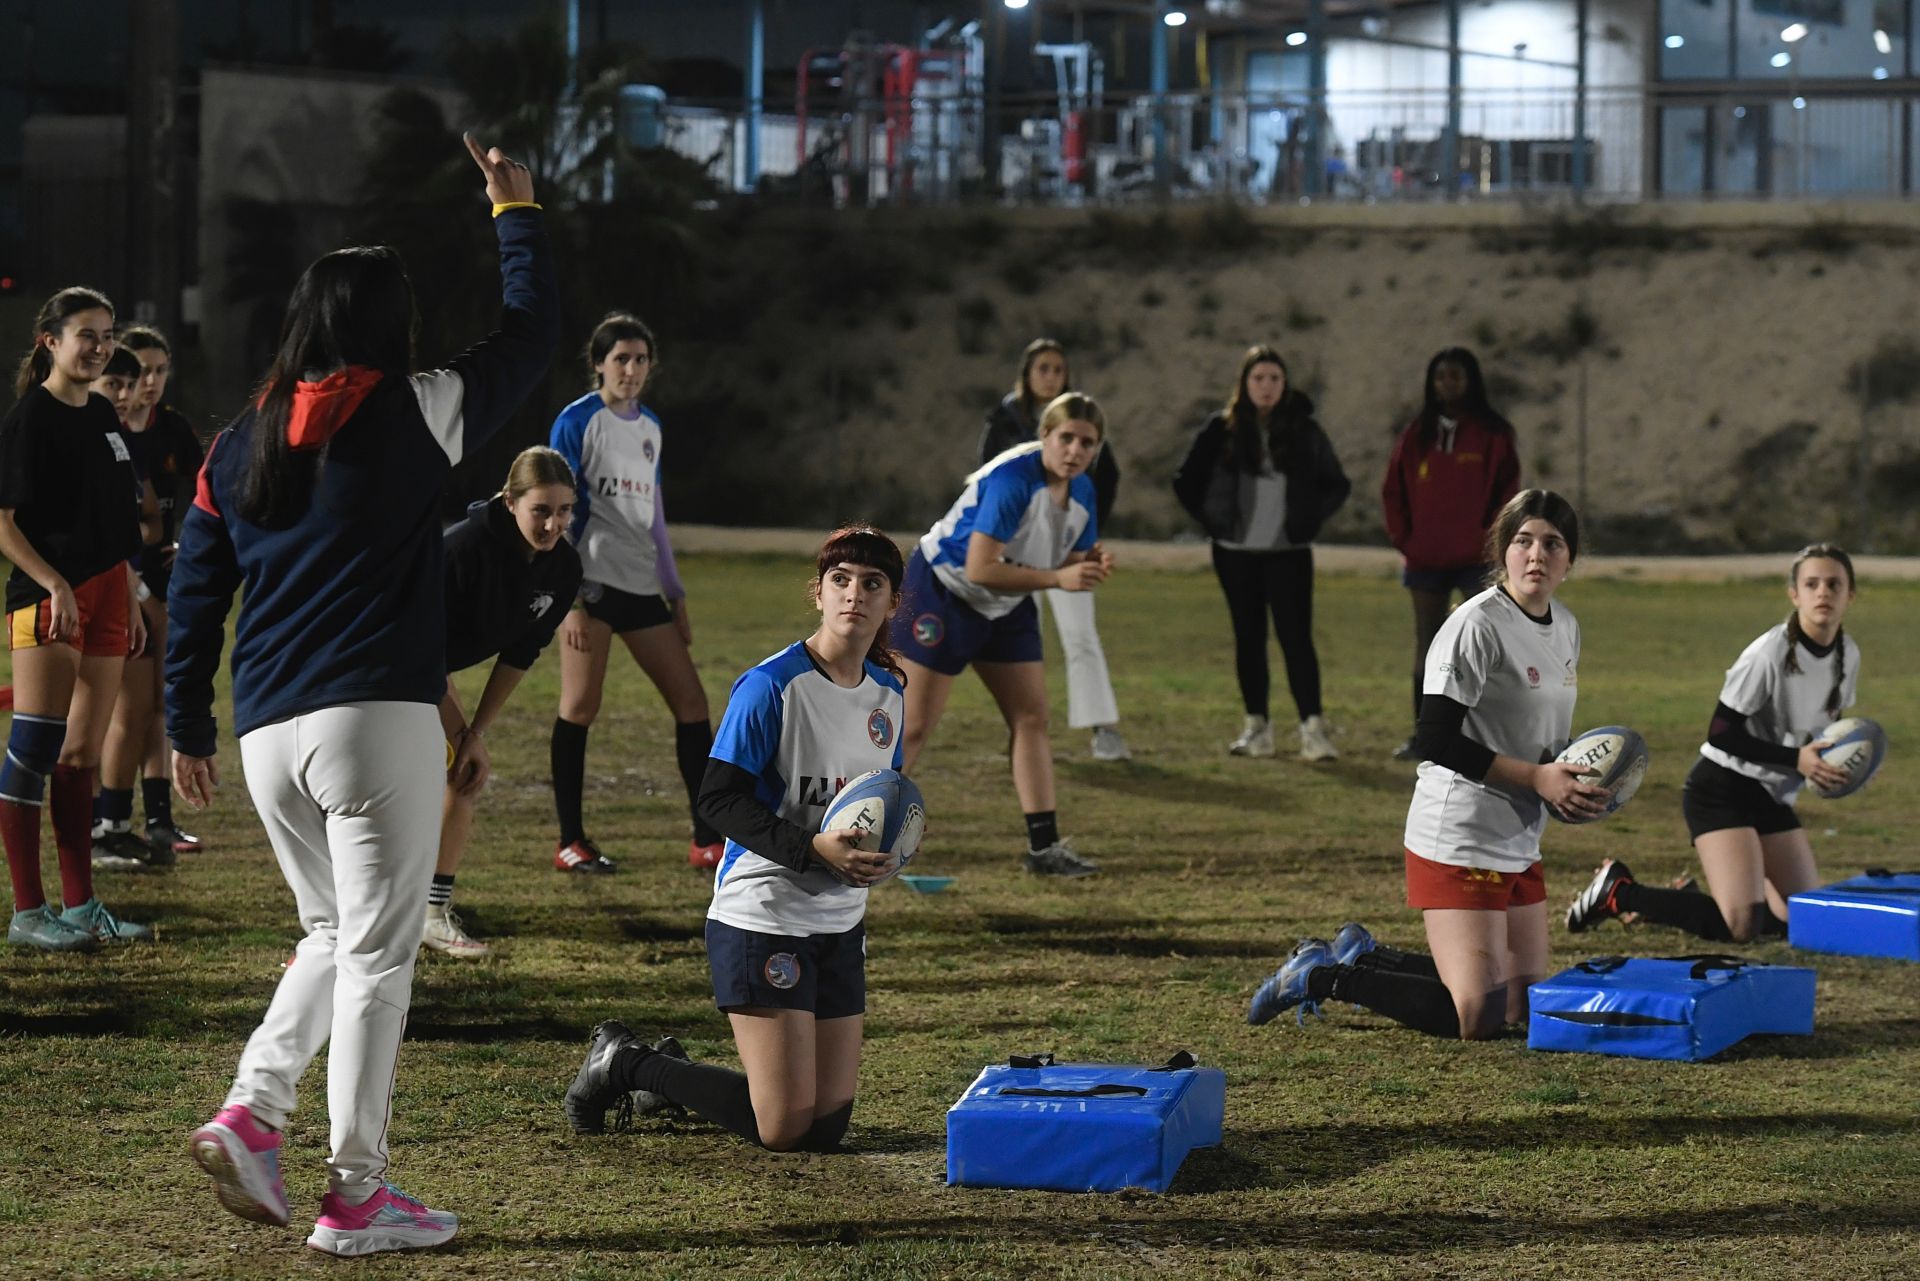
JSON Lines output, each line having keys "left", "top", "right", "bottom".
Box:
{"left": 0, "top": 287, "right": 150, "bottom": 950}
{"left": 1565, "top": 544, "right": 1861, "bottom": 942}
{"left": 895, "top": 393, "right": 1113, "bottom": 878}
{"left": 548, "top": 313, "right": 721, "bottom": 873}
{"left": 172, "top": 135, "right": 557, "bottom": 1255}
{"left": 564, "top": 525, "right": 908, "bottom": 1154}
{"left": 1249, "top": 490, "right": 1607, "bottom": 1040}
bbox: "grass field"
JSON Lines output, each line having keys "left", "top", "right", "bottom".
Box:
{"left": 3, "top": 553, "right": 1917, "bottom": 1280}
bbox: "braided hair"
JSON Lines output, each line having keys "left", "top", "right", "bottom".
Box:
{"left": 1782, "top": 543, "right": 1855, "bottom": 719}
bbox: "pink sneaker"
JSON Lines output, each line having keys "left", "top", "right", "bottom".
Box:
{"left": 189, "top": 1104, "right": 289, "bottom": 1227}
{"left": 305, "top": 1183, "right": 458, "bottom": 1256}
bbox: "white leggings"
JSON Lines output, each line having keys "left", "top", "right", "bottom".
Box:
{"left": 226, "top": 701, "right": 443, "bottom": 1196}
{"left": 1040, "top": 588, "right": 1120, "bottom": 730}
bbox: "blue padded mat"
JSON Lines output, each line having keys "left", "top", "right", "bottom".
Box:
{"left": 1790, "top": 869, "right": 1920, "bottom": 961}
{"left": 1528, "top": 955, "right": 1815, "bottom": 1061}
{"left": 946, "top": 1056, "right": 1225, "bottom": 1193}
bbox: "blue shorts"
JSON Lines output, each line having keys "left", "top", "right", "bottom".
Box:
{"left": 1402, "top": 564, "right": 1489, "bottom": 595}
{"left": 706, "top": 918, "right": 866, "bottom": 1019}
{"left": 891, "top": 549, "right": 1042, "bottom": 676}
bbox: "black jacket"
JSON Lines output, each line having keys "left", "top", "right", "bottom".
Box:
{"left": 979, "top": 393, "right": 1121, "bottom": 526}
{"left": 443, "top": 496, "right": 584, "bottom": 674}
{"left": 1172, "top": 398, "right": 1351, "bottom": 546}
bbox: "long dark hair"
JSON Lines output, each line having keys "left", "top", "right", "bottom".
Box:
{"left": 1783, "top": 543, "right": 1855, "bottom": 719}
{"left": 15, "top": 286, "right": 115, "bottom": 399}
{"left": 811, "top": 524, "right": 906, "bottom": 682}
{"left": 1223, "top": 345, "right": 1306, "bottom": 474}
{"left": 238, "top": 245, "right": 415, "bottom": 527}
{"left": 585, "top": 311, "right": 656, "bottom": 389}
{"left": 1417, "top": 346, "right": 1513, "bottom": 449}
{"left": 1013, "top": 337, "right": 1069, "bottom": 418}
{"left": 1485, "top": 488, "right": 1581, "bottom": 580}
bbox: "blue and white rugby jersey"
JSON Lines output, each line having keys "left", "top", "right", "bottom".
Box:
{"left": 918, "top": 443, "right": 1097, "bottom": 620}
{"left": 549, "top": 392, "right": 670, "bottom": 597}
{"left": 708, "top": 641, "right": 908, "bottom": 937}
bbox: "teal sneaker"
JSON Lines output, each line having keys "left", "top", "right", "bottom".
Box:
{"left": 59, "top": 897, "right": 154, "bottom": 943}
{"left": 8, "top": 905, "right": 100, "bottom": 952}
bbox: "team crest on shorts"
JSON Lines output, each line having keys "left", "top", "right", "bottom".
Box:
{"left": 763, "top": 952, "right": 801, "bottom": 990}
{"left": 913, "top": 613, "right": 944, "bottom": 647}
{"left": 867, "top": 708, "right": 894, "bottom": 749}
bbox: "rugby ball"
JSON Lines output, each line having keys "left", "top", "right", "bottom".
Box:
{"left": 820, "top": 769, "right": 926, "bottom": 884}
{"left": 1548, "top": 726, "right": 1651, "bottom": 824}
{"left": 1811, "top": 717, "right": 1887, "bottom": 799}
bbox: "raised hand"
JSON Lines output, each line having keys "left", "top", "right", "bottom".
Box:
{"left": 463, "top": 132, "right": 536, "bottom": 206}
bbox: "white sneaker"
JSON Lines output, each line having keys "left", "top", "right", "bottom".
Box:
{"left": 1228, "top": 715, "right": 1275, "bottom": 757}
{"left": 1090, "top": 726, "right": 1132, "bottom": 761}
{"left": 1299, "top": 714, "right": 1338, "bottom": 762}
{"left": 421, "top": 904, "right": 490, "bottom": 958}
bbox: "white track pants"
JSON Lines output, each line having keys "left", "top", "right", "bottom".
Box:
{"left": 1041, "top": 588, "right": 1120, "bottom": 730}
{"left": 225, "top": 702, "right": 443, "bottom": 1196}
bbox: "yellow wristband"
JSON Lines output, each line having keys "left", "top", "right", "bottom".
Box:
{"left": 492, "top": 201, "right": 542, "bottom": 216}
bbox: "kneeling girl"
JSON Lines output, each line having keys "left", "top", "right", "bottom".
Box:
{"left": 564, "top": 525, "right": 906, "bottom": 1151}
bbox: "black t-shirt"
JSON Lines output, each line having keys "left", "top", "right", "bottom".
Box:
{"left": 443, "top": 496, "right": 584, "bottom": 674}
{"left": 126, "top": 404, "right": 206, "bottom": 592}
{"left": 0, "top": 386, "right": 144, "bottom": 611}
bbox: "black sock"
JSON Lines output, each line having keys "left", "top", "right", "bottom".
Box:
{"left": 1024, "top": 811, "right": 1059, "bottom": 850}
{"left": 1353, "top": 945, "right": 1441, "bottom": 979}
{"left": 141, "top": 777, "right": 173, "bottom": 827}
{"left": 800, "top": 1101, "right": 852, "bottom": 1153}
{"left": 94, "top": 786, "right": 133, "bottom": 827}
{"left": 551, "top": 718, "right": 589, "bottom": 847}
{"left": 614, "top": 1046, "right": 763, "bottom": 1147}
{"left": 428, "top": 873, "right": 454, "bottom": 908}
{"left": 1614, "top": 881, "right": 1733, "bottom": 942}
{"left": 1756, "top": 902, "right": 1788, "bottom": 939}
{"left": 1314, "top": 963, "right": 1462, "bottom": 1039}
{"left": 675, "top": 720, "right": 719, "bottom": 845}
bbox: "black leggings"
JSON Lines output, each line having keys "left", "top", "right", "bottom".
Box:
{"left": 1210, "top": 544, "right": 1321, "bottom": 721}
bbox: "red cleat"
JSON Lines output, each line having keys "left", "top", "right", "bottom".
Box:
{"left": 554, "top": 838, "right": 617, "bottom": 874}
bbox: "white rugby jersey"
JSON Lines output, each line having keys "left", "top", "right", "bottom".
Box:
{"left": 549, "top": 392, "right": 670, "bottom": 597}
{"left": 708, "top": 641, "right": 908, "bottom": 937}
{"left": 1700, "top": 622, "right": 1859, "bottom": 806}
{"left": 919, "top": 444, "right": 1097, "bottom": 620}
{"left": 1404, "top": 586, "right": 1581, "bottom": 873}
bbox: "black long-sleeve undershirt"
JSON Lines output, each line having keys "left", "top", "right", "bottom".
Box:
{"left": 1706, "top": 701, "right": 1800, "bottom": 769}
{"left": 1412, "top": 693, "right": 1497, "bottom": 781}
{"left": 696, "top": 759, "right": 814, "bottom": 873}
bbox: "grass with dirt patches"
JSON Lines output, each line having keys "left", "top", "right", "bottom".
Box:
{"left": 3, "top": 554, "right": 1917, "bottom": 1279}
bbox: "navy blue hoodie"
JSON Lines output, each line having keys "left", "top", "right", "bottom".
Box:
{"left": 443, "top": 495, "right": 582, "bottom": 675}
{"left": 164, "top": 208, "right": 560, "bottom": 757}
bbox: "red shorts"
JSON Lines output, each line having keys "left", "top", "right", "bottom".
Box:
{"left": 1405, "top": 849, "right": 1546, "bottom": 911}
{"left": 7, "top": 563, "right": 131, "bottom": 657}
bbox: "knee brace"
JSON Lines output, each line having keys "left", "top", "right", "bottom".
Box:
{"left": 0, "top": 713, "right": 68, "bottom": 806}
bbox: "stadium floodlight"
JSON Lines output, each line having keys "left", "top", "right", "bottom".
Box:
{"left": 1792, "top": 96, "right": 1807, "bottom": 109}
{"left": 1004, "top": 0, "right": 1029, "bottom": 10}
{"left": 1875, "top": 28, "right": 1893, "bottom": 54}
{"left": 1874, "top": 65, "right": 1891, "bottom": 79}
{"left": 1164, "top": 9, "right": 1188, "bottom": 25}
{"left": 1664, "top": 35, "right": 1684, "bottom": 49}
{"left": 1780, "top": 23, "right": 1808, "bottom": 42}
{"left": 1285, "top": 30, "right": 1307, "bottom": 46}
{"left": 1770, "top": 51, "right": 1792, "bottom": 67}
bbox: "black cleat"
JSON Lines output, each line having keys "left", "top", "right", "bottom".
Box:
{"left": 564, "top": 1020, "right": 639, "bottom": 1134}
{"left": 1566, "top": 859, "right": 1634, "bottom": 934}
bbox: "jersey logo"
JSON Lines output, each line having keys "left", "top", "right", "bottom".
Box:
{"left": 594, "top": 476, "right": 655, "bottom": 499}
{"left": 798, "top": 775, "right": 851, "bottom": 807}
{"left": 868, "top": 708, "right": 894, "bottom": 749}
{"left": 642, "top": 438, "right": 656, "bottom": 463}
{"left": 763, "top": 952, "right": 801, "bottom": 990}
{"left": 105, "top": 432, "right": 131, "bottom": 463}
{"left": 1526, "top": 666, "right": 1540, "bottom": 688}
{"left": 912, "top": 613, "right": 944, "bottom": 647}
{"left": 529, "top": 591, "right": 554, "bottom": 617}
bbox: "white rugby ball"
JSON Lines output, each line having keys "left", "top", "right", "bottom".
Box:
{"left": 819, "top": 769, "right": 926, "bottom": 885}
{"left": 1812, "top": 716, "right": 1887, "bottom": 799}
{"left": 1549, "top": 725, "right": 1650, "bottom": 825}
